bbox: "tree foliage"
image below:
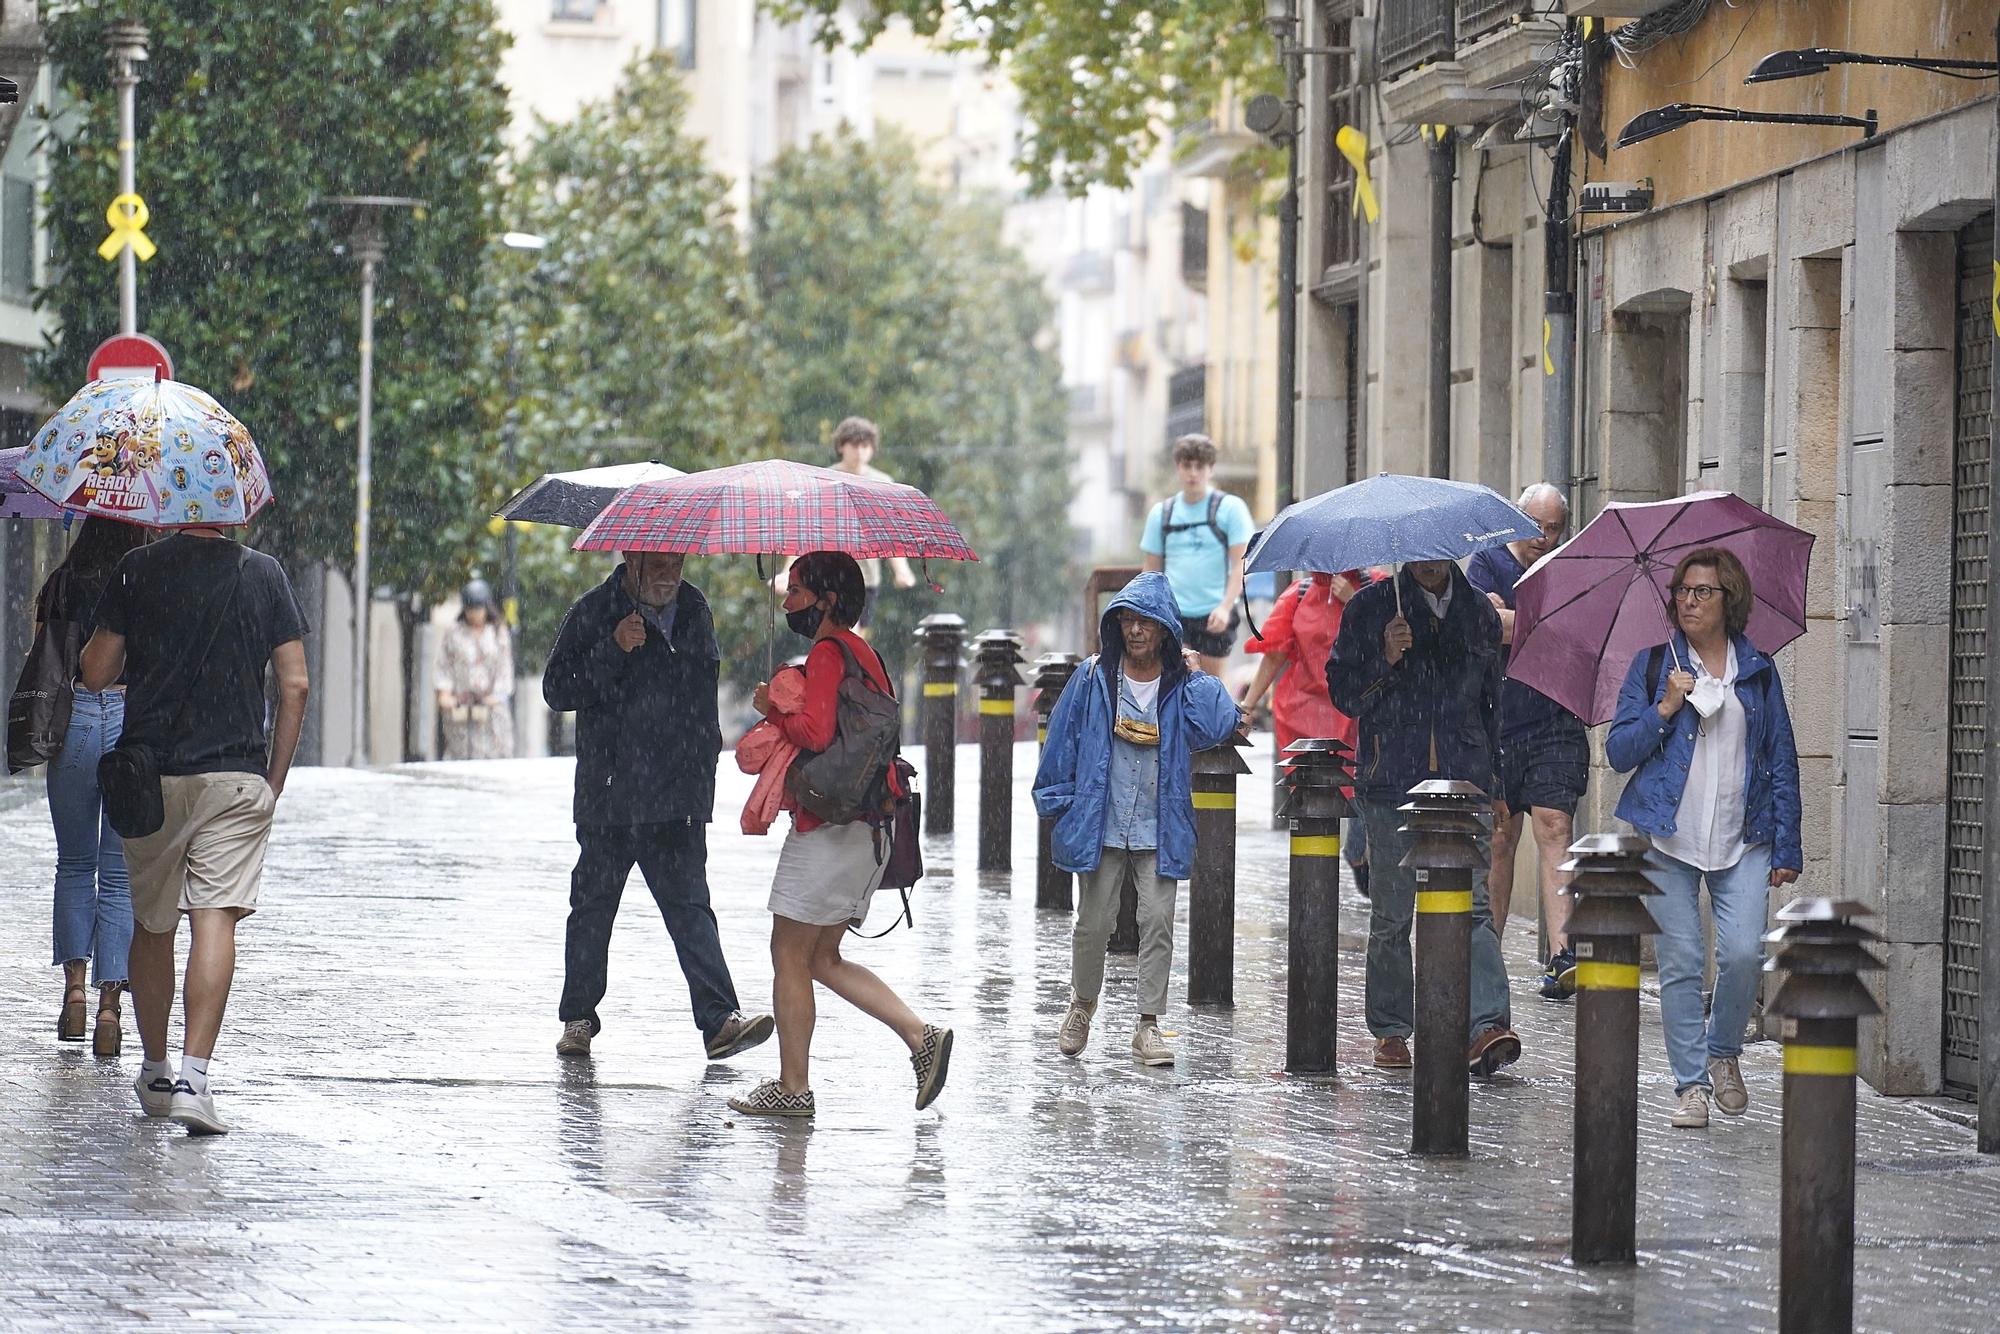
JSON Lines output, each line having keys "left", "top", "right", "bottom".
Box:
{"left": 765, "top": 0, "right": 1278, "bottom": 193}
{"left": 38, "top": 1, "right": 509, "bottom": 600}
{"left": 752, "top": 129, "right": 1072, "bottom": 677}
{"left": 492, "top": 55, "right": 774, "bottom": 671}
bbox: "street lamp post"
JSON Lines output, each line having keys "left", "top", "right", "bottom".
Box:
{"left": 1265, "top": 0, "right": 1300, "bottom": 515}
{"left": 324, "top": 195, "right": 424, "bottom": 767}
{"left": 104, "top": 19, "right": 147, "bottom": 336}
{"left": 498, "top": 231, "right": 548, "bottom": 641}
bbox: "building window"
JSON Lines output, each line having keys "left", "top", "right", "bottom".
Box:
{"left": 1320, "top": 11, "right": 1361, "bottom": 274}
{"left": 551, "top": 0, "right": 605, "bottom": 22}
{"left": 657, "top": 0, "right": 695, "bottom": 68}
{"left": 0, "top": 175, "right": 30, "bottom": 303}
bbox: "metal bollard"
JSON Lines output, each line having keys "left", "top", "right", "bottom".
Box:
{"left": 1400, "top": 779, "right": 1490, "bottom": 1158}
{"left": 1031, "top": 653, "right": 1082, "bottom": 912}
{"left": 915, "top": 614, "right": 965, "bottom": 836}
{"left": 1280, "top": 738, "right": 1353, "bottom": 1074}
{"left": 1186, "top": 727, "right": 1252, "bottom": 1007}
{"left": 1765, "top": 897, "right": 1886, "bottom": 1334}
{"left": 972, "top": 629, "right": 1026, "bottom": 874}
{"left": 1561, "top": 833, "right": 1664, "bottom": 1266}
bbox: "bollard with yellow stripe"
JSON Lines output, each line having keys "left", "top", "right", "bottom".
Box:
{"left": 1559, "top": 831, "right": 1664, "bottom": 1266}
{"left": 972, "top": 628, "right": 1027, "bottom": 875}
{"left": 1763, "top": 897, "right": 1885, "bottom": 1334}
{"left": 1399, "top": 779, "right": 1492, "bottom": 1158}
{"left": 915, "top": 613, "right": 966, "bottom": 836}
{"left": 1186, "top": 726, "right": 1252, "bottom": 1007}
{"left": 1280, "top": 737, "right": 1356, "bottom": 1075}
{"left": 1030, "top": 652, "right": 1084, "bottom": 911}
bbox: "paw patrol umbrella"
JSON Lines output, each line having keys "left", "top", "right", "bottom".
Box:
{"left": 12, "top": 376, "right": 272, "bottom": 528}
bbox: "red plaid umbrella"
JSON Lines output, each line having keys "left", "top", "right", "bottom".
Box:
{"left": 572, "top": 458, "right": 978, "bottom": 561}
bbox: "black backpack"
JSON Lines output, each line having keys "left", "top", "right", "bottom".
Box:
{"left": 785, "top": 638, "right": 902, "bottom": 825}
{"left": 1161, "top": 492, "right": 1228, "bottom": 549}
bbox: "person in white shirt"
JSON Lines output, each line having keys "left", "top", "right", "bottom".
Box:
{"left": 1606, "top": 547, "right": 1802, "bottom": 1130}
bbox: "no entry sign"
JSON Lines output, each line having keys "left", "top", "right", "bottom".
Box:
{"left": 87, "top": 332, "right": 174, "bottom": 382}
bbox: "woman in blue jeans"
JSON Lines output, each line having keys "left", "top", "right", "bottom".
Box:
{"left": 1607, "top": 546, "right": 1801, "bottom": 1130}
{"left": 34, "top": 518, "right": 149, "bottom": 1055}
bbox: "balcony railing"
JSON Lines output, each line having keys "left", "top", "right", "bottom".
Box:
{"left": 1166, "top": 364, "right": 1206, "bottom": 445}
{"left": 1379, "top": 0, "right": 1453, "bottom": 81}
{"left": 1455, "top": 0, "right": 1531, "bottom": 44}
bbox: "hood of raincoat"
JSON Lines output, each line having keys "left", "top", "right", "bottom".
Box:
{"left": 1095, "top": 570, "right": 1186, "bottom": 689}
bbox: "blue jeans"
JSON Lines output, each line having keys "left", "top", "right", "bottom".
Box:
{"left": 46, "top": 689, "right": 132, "bottom": 985}
{"left": 1646, "top": 844, "right": 1773, "bottom": 1094}
{"left": 1358, "top": 798, "right": 1512, "bottom": 1042}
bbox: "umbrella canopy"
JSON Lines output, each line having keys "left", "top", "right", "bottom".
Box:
{"left": 574, "top": 457, "right": 978, "bottom": 562}
{"left": 0, "top": 446, "right": 61, "bottom": 519}
{"left": 1245, "top": 472, "right": 1539, "bottom": 575}
{"left": 495, "top": 460, "right": 685, "bottom": 528}
{"left": 1507, "top": 491, "right": 1816, "bottom": 725}
{"left": 13, "top": 377, "right": 272, "bottom": 528}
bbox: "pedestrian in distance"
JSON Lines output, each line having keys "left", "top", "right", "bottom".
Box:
{"left": 1327, "top": 560, "right": 1521, "bottom": 1077}
{"left": 1607, "top": 547, "right": 1801, "bottom": 1130}
{"left": 542, "top": 550, "right": 773, "bottom": 1065}
{"left": 770, "top": 416, "right": 918, "bottom": 631}
{"left": 77, "top": 524, "right": 309, "bottom": 1135}
{"left": 729, "top": 551, "right": 952, "bottom": 1118}
{"left": 27, "top": 517, "right": 150, "bottom": 1055}
{"left": 1034, "top": 571, "right": 1241, "bottom": 1067}
{"left": 434, "top": 578, "right": 515, "bottom": 761}
{"left": 1140, "top": 434, "right": 1255, "bottom": 677}
{"left": 1239, "top": 568, "right": 1375, "bottom": 896}
{"left": 1467, "top": 483, "right": 1591, "bottom": 999}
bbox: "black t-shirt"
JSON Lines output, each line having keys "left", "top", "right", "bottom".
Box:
{"left": 95, "top": 534, "right": 309, "bottom": 776}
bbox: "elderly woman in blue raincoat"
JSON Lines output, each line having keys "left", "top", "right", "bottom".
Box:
{"left": 1033, "top": 572, "right": 1240, "bottom": 1068}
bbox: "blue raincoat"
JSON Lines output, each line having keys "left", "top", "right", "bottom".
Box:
{"left": 1032, "top": 572, "right": 1240, "bottom": 880}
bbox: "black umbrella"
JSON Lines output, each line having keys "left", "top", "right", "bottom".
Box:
{"left": 494, "top": 460, "right": 684, "bottom": 528}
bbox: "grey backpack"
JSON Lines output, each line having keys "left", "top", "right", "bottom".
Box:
{"left": 786, "top": 638, "right": 901, "bottom": 825}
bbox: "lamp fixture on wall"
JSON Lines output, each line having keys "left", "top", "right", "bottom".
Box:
{"left": 1616, "top": 102, "right": 1877, "bottom": 148}
{"left": 1745, "top": 47, "right": 1999, "bottom": 84}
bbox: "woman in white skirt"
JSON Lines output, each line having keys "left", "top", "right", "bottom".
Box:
{"left": 728, "top": 551, "right": 952, "bottom": 1118}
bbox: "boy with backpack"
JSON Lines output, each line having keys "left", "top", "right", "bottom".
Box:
{"left": 1140, "top": 434, "right": 1256, "bottom": 675}
{"left": 1033, "top": 572, "right": 1241, "bottom": 1067}
{"left": 729, "top": 551, "right": 951, "bottom": 1118}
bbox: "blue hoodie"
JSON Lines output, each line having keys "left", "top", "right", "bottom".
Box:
{"left": 1032, "top": 572, "right": 1241, "bottom": 880}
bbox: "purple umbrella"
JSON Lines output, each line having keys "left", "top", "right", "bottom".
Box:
{"left": 0, "top": 445, "right": 62, "bottom": 519}
{"left": 1507, "top": 491, "right": 1815, "bottom": 726}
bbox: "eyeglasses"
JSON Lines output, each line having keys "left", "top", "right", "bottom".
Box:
{"left": 1536, "top": 521, "right": 1567, "bottom": 538}
{"left": 1670, "top": 584, "right": 1721, "bottom": 604}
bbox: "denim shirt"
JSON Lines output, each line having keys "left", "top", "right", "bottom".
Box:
{"left": 1106, "top": 673, "right": 1161, "bottom": 851}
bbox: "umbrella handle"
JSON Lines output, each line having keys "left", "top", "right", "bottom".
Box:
{"left": 1655, "top": 594, "right": 1683, "bottom": 672}
{"left": 1240, "top": 586, "right": 1265, "bottom": 643}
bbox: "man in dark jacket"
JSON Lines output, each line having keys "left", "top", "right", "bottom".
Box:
{"left": 1327, "top": 560, "right": 1520, "bottom": 1077}
{"left": 542, "top": 551, "right": 771, "bottom": 1062}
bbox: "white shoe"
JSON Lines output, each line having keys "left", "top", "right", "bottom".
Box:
{"left": 1671, "top": 1085, "right": 1710, "bottom": 1129}
{"left": 1132, "top": 1022, "right": 1176, "bottom": 1067}
{"left": 1057, "top": 996, "right": 1096, "bottom": 1057}
{"left": 168, "top": 1084, "right": 229, "bottom": 1136}
{"left": 134, "top": 1070, "right": 175, "bottom": 1119}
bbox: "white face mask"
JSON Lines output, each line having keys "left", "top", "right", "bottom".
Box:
{"left": 1689, "top": 675, "right": 1728, "bottom": 719}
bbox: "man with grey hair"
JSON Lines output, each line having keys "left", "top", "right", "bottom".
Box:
{"left": 1467, "top": 481, "right": 1588, "bottom": 1001}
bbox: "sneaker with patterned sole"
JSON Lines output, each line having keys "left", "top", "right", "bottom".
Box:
{"left": 556, "top": 1020, "right": 593, "bottom": 1057}
{"left": 1539, "top": 948, "right": 1578, "bottom": 1000}
{"left": 912, "top": 1024, "right": 953, "bottom": 1110}
{"left": 1131, "top": 1022, "right": 1176, "bottom": 1067}
{"left": 706, "top": 1011, "right": 775, "bottom": 1061}
{"left": 728, "top": 1079, "right": 815, "bottom": 1118}
{"left": 1057, "top": 996, "right": 1096, "bottom": 1057}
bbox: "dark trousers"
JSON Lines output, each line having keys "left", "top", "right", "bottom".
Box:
{"left": 559, "top": 821, "right": 739, "bottom": 1040}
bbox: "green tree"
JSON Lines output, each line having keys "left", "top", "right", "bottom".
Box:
{"left": 752, "top": 129, "right": 1072, "bottom": 680}
{"left": 495, "top": 55, "right": 775, "bottom": 671}
{"left": 766, "top": 0, "right": 1277, "bottom": 193}
{"left": 39, "top": 1, "right": 509, "bottom": 600}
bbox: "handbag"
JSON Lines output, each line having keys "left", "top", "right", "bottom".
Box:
{"left": 6, "top": 570, "right": 80, "bottom": 774}
{"left": 99, "top": 550, "right": 248, "bottom": 840}
{"left": 851, "top": 758, "right": 923, "bottom": 939}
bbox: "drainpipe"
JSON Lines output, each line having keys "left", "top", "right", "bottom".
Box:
{"left": 1543, "top": 127, "right": 1576, "bottom": 495}
{"left": 1427, "top": 129, "right": 1454, "bottom": 479}
{"left": 1980, "top": 14, "right": 2000, "bottom": 1156}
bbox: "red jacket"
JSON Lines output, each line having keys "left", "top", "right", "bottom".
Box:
{"left": 774, "top": 626, "right": 894, "bottom": 833}
{"left": 1247, "top": 573, "right": 1361, "bottom": 754}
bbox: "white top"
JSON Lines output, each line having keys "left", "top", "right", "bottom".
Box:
{"left": 1654, "top": 641, "right": 1750, "bottom": 872}
{"left": 1124, "top": 673, "right": 1161, "bottom": 712}
{"left": 1421, "top": 582, "right": 1452, "bottom": 620}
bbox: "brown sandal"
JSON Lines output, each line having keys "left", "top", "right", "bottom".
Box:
{"left": 59, "top": 983, "right": 87, "bottom": 1042}
{"left": 93, "top": 984, "right": 123, "bottom": 1058}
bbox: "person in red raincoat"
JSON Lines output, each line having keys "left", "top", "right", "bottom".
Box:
{"left": 1240, "top": 569, "right": 1377, "bottom": 892}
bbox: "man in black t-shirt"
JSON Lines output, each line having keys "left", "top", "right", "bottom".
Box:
{"left": 81, "top": 528, "right": 309, "bottom": 1136}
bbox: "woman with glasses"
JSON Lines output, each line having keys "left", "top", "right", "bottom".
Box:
{"left": 1606, "top": 547, "right": 1801, "bottom": 1130}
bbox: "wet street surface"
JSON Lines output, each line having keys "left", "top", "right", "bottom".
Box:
{"left": 3, "top": 740, "right": 1998, "bottom": 1331}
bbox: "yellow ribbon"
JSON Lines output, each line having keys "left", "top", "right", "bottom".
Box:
{"left": 1335, "top": 126, "right": 1380, "bottom": 224}
{"left": 1542, "top": 317, "right": 1555, "bottom": 376}
{"left": 98, "top": 192, "right": 156, "bottom": 262}
{"left": 1990, "top": 259, "right": 1998, "bottom": 337}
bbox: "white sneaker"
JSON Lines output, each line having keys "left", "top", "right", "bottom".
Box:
{"left": 1057, "top": 996, "right": 1096, "bottom": 1057}
{"left": 1132, "top": 1022, "right": 1175, "bottom": 1067}
{"left": 1671, "top": 1085, "right": 1711, "bottom": 1129}
{"left": 134, "top": 1070, "right": 175, "bottom": 1118}
{"left": 168, "top": 1083, "right": 229, "bottom": 1136}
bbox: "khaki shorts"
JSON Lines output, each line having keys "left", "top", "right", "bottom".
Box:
{"left": 124, "top": 772, "right": 276, "bottom": 934}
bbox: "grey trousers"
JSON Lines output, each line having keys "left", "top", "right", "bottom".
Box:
{"left": 1072, "top": 847, "right": 1177, "bottom": 1016}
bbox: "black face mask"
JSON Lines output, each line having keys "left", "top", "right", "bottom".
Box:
{"left": 785, "top": 605, "right": 824, "bottom": 638}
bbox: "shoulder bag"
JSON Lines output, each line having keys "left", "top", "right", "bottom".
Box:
{"left": 6, "top": 570, "right": 82, "bottom": 774}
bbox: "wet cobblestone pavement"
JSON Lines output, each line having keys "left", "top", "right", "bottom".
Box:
{"left": 3, "top": 739, "right": 1999, "bottom": 1331}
